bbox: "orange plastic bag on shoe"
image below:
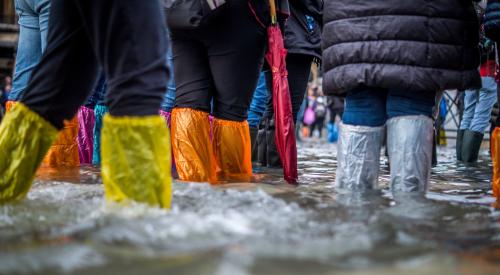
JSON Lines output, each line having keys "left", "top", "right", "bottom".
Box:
{"left": 212, "top": 118, "right": 252, "bottom": 182}
{"left": 491, "top": 127, "right": 500, "bottom": 198}
{"left": 5, "top": 101, "right": 16, "bottom": 112}
{"left": 41, "top": 116, "right": 80, "bottom": 167}
{"left": 171, "top": 108, "right": 216, "bottom": 182}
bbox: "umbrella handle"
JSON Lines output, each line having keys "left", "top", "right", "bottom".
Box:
{"left": 269, "top": 0, "right": 277, "bottom": 25}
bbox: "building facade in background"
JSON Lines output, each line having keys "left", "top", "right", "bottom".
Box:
{"left": 0, "top": 0, "right": 18, "bottom": 77}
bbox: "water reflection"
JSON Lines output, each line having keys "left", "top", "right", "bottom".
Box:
{"left": 0, "top": 142, "right": 499, "bottom": 275}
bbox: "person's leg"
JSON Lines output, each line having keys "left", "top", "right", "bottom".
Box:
{"left": 9, "top": 0, "right": 43, "bottom": 101}
{"left": 170, "top": 33, "right": 215, "bottom": 182}
{"left": 35, "top": 0, "right": 50, "bottom": 51}
{"left": 493, "top": 83, "right": 500, "bottom": 199}
{"left": 92, "top": 103, "right": 107, "bottom": 165}
{"left": 90, "top": 74, "right": 107, "bottom": 166}
{"left": 208, "top": 1, "right": 266, "bottom": 182}
{"left": 316, "top": 117, "right": 325, "bottom": 138}
{"left": 73, "top": 0, "right": 172, "bottom": 208}
{"left": 288, "top": 54, "right": 314, "bottom": 123}
{"left": 248, "top": 72, "right": 268, "bottom": 129}
{"left": 161, "top": 44, "right": 176, "bottom": 113}
{"left": 459, "top": 90, "right": 478, "bottom": 130}
{"left": 336, "top": 87, "right": 387, "bottom": 190}
{"left": 386, "top": 89, "right": 435, "bottom": 194}
{"left": 248, "top": 72, "right": 268, "bottom": 162}
{"left": 159, "top": 42, "right": 177, "bottom": 177}
{"left": 1, "top": 0, "right": 99, "bottom": 203}
{"left": 469, "top": 77, "right": 498, "bottom": 132}
{"left": 462, "top": 77, "right": 498, "bottom": 162}
{"left": 77, "top": 105, "right": 95, "bottom": 164}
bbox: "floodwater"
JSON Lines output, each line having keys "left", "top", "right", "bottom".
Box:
{"left": 1, "top": 141, "right": 499, "bottom": 275}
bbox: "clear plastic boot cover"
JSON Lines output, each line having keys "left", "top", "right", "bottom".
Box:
{"left": 387, "top": 115, "right": 433, "bottom": 194}
{"left": 335, "top": 123, "right": 384, "bottom": 190}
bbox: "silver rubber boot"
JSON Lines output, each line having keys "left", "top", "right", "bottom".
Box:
{"left": 335, "top": 123, "right": 384, "bottom": 190}
{"left": 387, "top": 115, "right": 433, "bottom": 193}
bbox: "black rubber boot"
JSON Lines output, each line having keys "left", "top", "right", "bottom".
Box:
{"left": 432, "top": 127, "right": 438, "bottom": 167}
{"left": 256, "top": 119, "right": 267, "bottom": 166}
{"left": 250, "top": 126, "right": 258, "bottom": 162}
{"left": 456, "top": 129, "right": 465, "bottom": 161}
{"left": 461, "top": 130, "right": 484, "bottom": 163}
{"left": 266, "top": 119, "right": 282, "bottom": 168}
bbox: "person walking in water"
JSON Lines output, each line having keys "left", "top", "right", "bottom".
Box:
{"left": 7, "top": 0, "right": 80, "bottom": 168}
{"left": 323, "top": 0, "right": 481, "bottom": 195}
{"left": 169, "top": 1, "right": 273, "bottom": 183}
{"left": 0, "top": 0, "right": 172, "bottom": 208}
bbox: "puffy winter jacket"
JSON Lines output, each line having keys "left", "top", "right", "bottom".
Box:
{"left": 322, "top": 0, "right": 481, "bottom": 95}
{"left": 485, "top": 0, "right": 500, "bottom": 41}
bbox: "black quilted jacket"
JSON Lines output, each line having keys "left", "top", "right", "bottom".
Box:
{"left": 322, "top": 0, "right": 482, "bottom": 95}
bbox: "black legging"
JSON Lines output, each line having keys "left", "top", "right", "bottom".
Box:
{"left": 171, "top": 1, "right": 267, "bottom": 122}
{"left": 264, "top": 53, "right": 314, "bottom": 122}
{"left": 21, "top": 0, "right": 168, "bottom": 129}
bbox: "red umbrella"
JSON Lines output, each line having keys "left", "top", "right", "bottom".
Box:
{"left": 265, "top": 0, "right": 298, "bottom": 184}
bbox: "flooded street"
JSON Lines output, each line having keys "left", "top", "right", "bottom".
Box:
{"left": 1, "top": 141, "right": 499, "bottom": 275}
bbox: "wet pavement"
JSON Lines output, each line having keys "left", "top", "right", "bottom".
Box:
{"left": 0, "top": 140, "right": 499, "bottom": 275}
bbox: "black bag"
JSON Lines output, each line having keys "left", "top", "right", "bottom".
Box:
{"left": 165, "top": 0, "right": 228, "bottom": 30}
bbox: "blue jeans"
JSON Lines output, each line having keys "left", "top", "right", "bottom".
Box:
{"left": 247, "top": 72, "right": 268, "bottom": 128}
{"left": 161, "top": 46, "right": 176, "bottom": 112}
{"left": 460, "top": 77, "right": 498, "bottom": 133}
{"left": 9, "top": 0, "right": 51, "bottom": 101}
{"left": 343, "top": 87, "right": 436, "bottom": 126}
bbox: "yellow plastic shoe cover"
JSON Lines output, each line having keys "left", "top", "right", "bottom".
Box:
{"left": 41, "top": 115, "right": 80, "bottom": 167}
{"left": 491, "top": 128, "right": 500, "bottom": 198}
{"left": 101, "top": 114, "right": 172, "bottom": 208}
{"left": 171, "top": 108, "right": 215, "bottom": 183}
{"left": 0, "top": 103, "right": 58, "bottom": 203}
{"left": 212, "top": 118, "right": 252, "bottom": 182}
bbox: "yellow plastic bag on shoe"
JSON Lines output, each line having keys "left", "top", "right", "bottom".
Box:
{"left": 6, "top": 101, "right": 79, "bottom": 167}
{"left": 171, "top": 108, "right": 215, "bottom": 183}
{"left": 41, "top": 116, "right": 80, "bottom": 167}
{"left": 212, "top": 118, "right": 252, "bottom": 182}
{"left": 0, "top": 103, "right": 58, "bottom": 203}
{"left": 101, "top": 114, "right": 172, "bottom": 208}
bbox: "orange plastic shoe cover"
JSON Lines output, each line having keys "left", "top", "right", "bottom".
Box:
{"left": 5, "top": 101, "right": 16, "bottom": 112}
{"left": 212, "top": 118, "right": 252, "bottom": 182}
{"left": 42, "top": 116, "right": 80, "bottom": 167}
{"left": 171, "top": 108, "right": 215, "bottom": 182}
{"left": 491, "top": 127, "right": 500, "bottom": 198}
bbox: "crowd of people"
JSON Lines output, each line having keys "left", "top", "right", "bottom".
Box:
{"left": 0, "top": 0, "right": 499, "bottom": 208}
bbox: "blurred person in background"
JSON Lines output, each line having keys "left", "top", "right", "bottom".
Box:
{"left": 457, "top": 0, "right": 498, "bottom": 163}
{"left": 484, "top": 0, "right": 500, "bottom": 198}
{"left": 309, "top": 95, "right": 327, "bottom": 138}
{"left": 257, "top": 0, "right": 323, "bottom": 168}
{"left": 326, "top": 95, "right": 344, "bottom": 143}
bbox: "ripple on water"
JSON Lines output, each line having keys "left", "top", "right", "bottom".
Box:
{"left": 0, "top": 142, "right": 499, "bottom": 275}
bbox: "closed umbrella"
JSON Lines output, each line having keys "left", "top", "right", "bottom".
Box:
{"left": 266, "top": 0, "right": 298, "bottom": 184}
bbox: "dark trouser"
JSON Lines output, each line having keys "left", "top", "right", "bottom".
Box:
{"left": 171, "top": 1, "right": 266, "bottom": 122}
{"left": 310, "top": 116, "right": 325, "bottom": 137}
{"left": 21, "top": 0, "right": 169, "bottom": 129}
{"left": 264, "top": 53, "right": 313, "bottom": 122}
